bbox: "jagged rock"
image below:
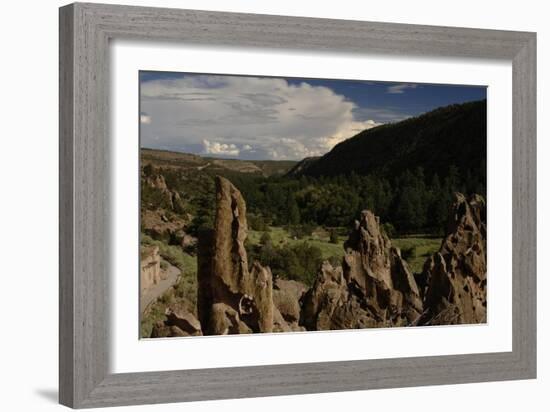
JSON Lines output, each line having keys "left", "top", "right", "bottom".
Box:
{"left": 342, "top": 210, "right": 423, "bottom": 326}
{"left": 272, "top": 279, "right": 307, "bottom": 332}
{"left": 149, "top": 303, "right": 202, "bottom": 338}
{"left": 417, "top": 193, "right": 487, "bottom": 325}
{"left": 301, "top": 262, "right": 350, "bottom": 330}
{"left": 146, "top": 174, "right": 168, "bottom": 191}
{"left": 273, "top": 279, "right": 307, "bottom": 324}
{"left": 140, "top": 246, "right": 162, "bottom": 293}
{"left": 150, "top": 321, "right": 171, "bottom": 338}
{"left": 197, "top": 176, "right": 275, "bottom": 335}
{"left": 168, "top": 326, "right": 189, "bottom": 337}
{"left": 208, "top": 303, "right": 253, "bottom": 335}
{"left": 143, "top": 172, "right": 186, "bottom": 213}
{"left": 165, "top": 306, "right": 202, "bottom": 336}
{"left": 141, "top": 209, "right": 187, "bottom": 243}
{"left": 300, "top": 261, "right": 380, "bottom": 330}
{"left": 301, "top": 210, "right": 423, "bottom": 330}
{"left": 273, "top": 308, "right": 292, "bottom": 332}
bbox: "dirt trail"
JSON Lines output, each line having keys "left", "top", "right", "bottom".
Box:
{"left": 140, "top": 262, "right": 180, "bottom": 312}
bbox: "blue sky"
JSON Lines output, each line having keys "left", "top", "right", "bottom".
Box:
{"left": 140, "top": 71, "right": 486, "bottom": 160}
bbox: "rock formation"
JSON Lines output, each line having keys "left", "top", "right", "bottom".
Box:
{"left": 143, "top": 172, "right": 186, "bottom": 213}
{"left": 152, "top": 173, "right": 487, "bottom": 338}
{"left": 343, "top": 210, "right": 423, "bottom": 326}
{"left": 141, "top": 167, "right": 193, "bottom": 248}
{"left": 151, "top": 302, "right": 202, "bottom": 338}
{"left": 301, "top": 210, "right": 423, "bottom": 330}
{"left": 140, "top": 246, "right": 165, "bottom": 293}
{"left": 416, "top": 193, "right": 487, "bottom": 325}
{"left": 197, "top": 176, "right": 285, "bottom": 335}
{"left": 273, "top": 279, "right": 307, "bottom": 332}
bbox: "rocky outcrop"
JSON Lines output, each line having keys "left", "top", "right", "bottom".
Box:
{"left": 301, "top": 210, "right": 423, "bottom": 330}
{"left": 343, "top": 210, "right": 423, "bottom": 326}
{"left": 163, "top": 174, "right": 487, "bottom": 337}
{"left": 143, "top": 172, "right": 186, "bottom": 213}
{"left": 140, "top": 246, "right": 165, "bottom": 293}
{"left": 197, "top": 176, "right": 278, "bottom": 335}
{"left": 141, "top": 209, "right": 185, "bottom": 243}
{"left": 417, "top": 193, "right": 487, "bottom": 325}
{"left": 141, "top": 170, "right": 192, "bottom": 244}
{"left": 273, "top": 279, "right": 307, "bottom": 332}
{"left": 150, "top": 303, "right": 202, "bottom": 338}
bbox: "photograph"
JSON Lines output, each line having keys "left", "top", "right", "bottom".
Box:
{"left": 138, "top": 71, "right": 487, "bottom": 338}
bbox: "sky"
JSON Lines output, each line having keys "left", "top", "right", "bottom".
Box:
{"left": 140, "top": 71, "right": 486, "bottom": 161}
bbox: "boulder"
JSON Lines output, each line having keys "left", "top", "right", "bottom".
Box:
{"left": 207, "top": 303, "right": 253, "bottom": 335}
{"left": 149, "top": 303, "right": 202, "bottom": 338}
{"left": 273, "top": 278, "right": 307, "bottom": 324}
{"left": 165, "top": 305, "right": 202, "bottom": 336}
{"left": 417, "top": 193, "right": 487, "bottom": 325}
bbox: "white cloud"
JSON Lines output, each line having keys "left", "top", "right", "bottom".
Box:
{"left": 140, "top": 113, "right": 151, "bottom": 124}
{"left": 320, "top": 119, "right": 382, "bottom": 150}
{"left": 140, "top": 75, "right": 383, "bottom": 160}
{"left": 203, "top": 140, "right": 240, "bottom": 156}
{"left": 387, "top": 83, "right": 418, "bottom": 94}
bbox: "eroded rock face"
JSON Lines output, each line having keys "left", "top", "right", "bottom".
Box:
{"left": 301, "top": 262, "right": 351, "bottom": 330}
{"left": 417, "top": 193, "right": 487, "bottom": 325}
{"left": 273, "top": 279, "right": 306, "bottom": 323}
{"left": 197, "top": 176, "right": 276, "bottom": 335}
{"left": 143, "top": 172, "right": 186, "bottom": 213}
{"left": 152, "top": 176, "right": 487, "bottom": 338}
{"left": 301, "top": 210, "right": 423, "bottom": 330}
{"left": 150, "top": 303, "right": 202, "bottom": 338}
{"left": 343, "top": 210, "right": 422, "bottom": 326}
{"left": 140, "top": 246, "right": 163, "bottom": 293}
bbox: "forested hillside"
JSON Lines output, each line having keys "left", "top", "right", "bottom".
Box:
{"left": 291, "top": 100, "right": 486, "bottom": 184}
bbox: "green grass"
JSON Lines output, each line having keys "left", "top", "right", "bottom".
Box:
{"left": 248, "top": 227, "right": 442, "bottom": 274}
{"left": 247, "top": 226, "right": 346, "bottom": 262}
{"left": 392, "top": 236, "right": 442, "bottom": 273}
{"left": 140, "top": 300, "right": 168, "bottom": 338}
{"left": 141, "top": 233, "right": 197, "bottom": 274}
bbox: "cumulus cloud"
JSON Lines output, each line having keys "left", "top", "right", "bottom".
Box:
{"left": 140, "top": 75, "right": 383, "bottom": 160}
{"left": 387, "top": 83, "right": 418, "bottom": 94}
{"left": 203, "top": 140, "right": 240, "bottom": 156}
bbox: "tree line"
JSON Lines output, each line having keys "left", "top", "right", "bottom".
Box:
{"left": 229, "top": 165, "right": 485, "bottom": 235}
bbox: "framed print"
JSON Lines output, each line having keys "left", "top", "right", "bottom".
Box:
{"left": 59, "top": 2, "right": 536, "bottom": 408}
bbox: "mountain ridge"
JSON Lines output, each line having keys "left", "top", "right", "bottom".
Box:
{"left": 288, "top": 99, "right": 487, "bottom": 180}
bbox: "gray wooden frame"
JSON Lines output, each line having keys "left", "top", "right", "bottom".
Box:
{"left": 59, "top": 2, "right": 536, "bottom": 408}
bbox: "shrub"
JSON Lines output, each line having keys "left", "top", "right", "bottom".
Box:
{"left": 142, "top": 163, "right": 154, "bottom": 177}
{"left": 248, "top": 214, "right": 269, "bottom": 231}
{"left": 327, "top": 255, "right": 342, "bottom": 268}
{"left": 401, "top": 246, "right": 417, "bottom": 261}
{"left": 381, "top": 222, "right": 396, "bottom": 239}
{"left": 250, "top": 240, "right": 323, "bottom": 286}
{"left": 259, "top": 232, "right": 272, "bottom": 246}
{"left": 329, "top": 228, "right": 339, "bottom": 244}
{"left": 288, "top": 223, "right": 316, "bottom": 240}
{"left": 141, "top": 184, "right": 172, "bottom": 211}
